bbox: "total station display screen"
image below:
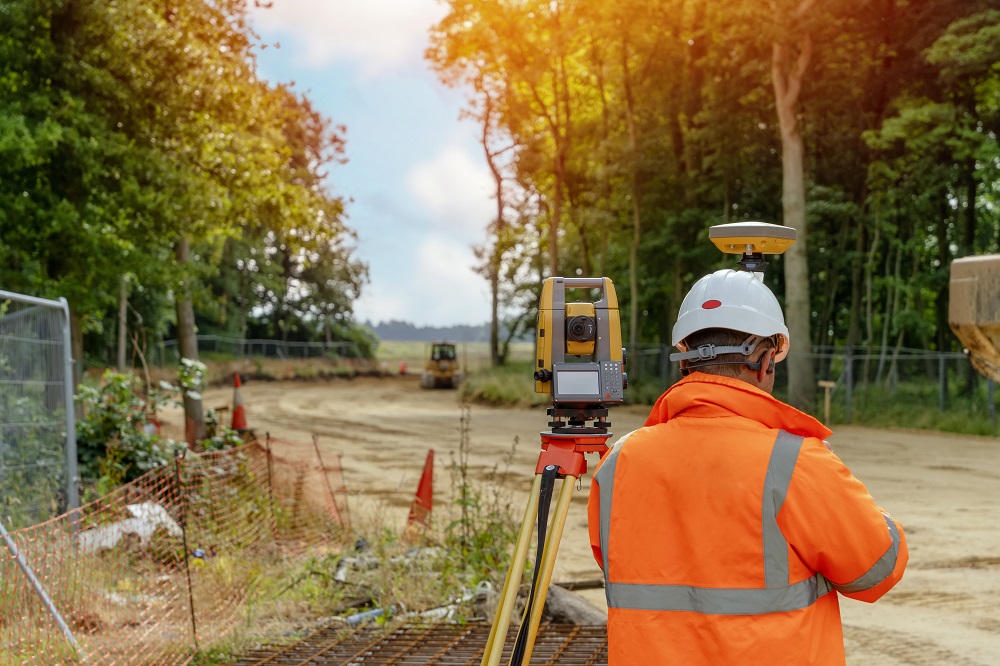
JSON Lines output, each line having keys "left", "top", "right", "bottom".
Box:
{"left": 555, "top": 368, "right": 600, "bottom": 397}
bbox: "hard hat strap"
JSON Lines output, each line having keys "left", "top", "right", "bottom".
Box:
{"left": 670, "top": 344, "right": 748, "bottom": 363}
{"left": 669, "top": 334, "right": 769, "bottom": 363}
{"left": 670, "top": 334, "right": 777, "bottom": 377}
{"left": 678, "top": 356, "right": 775, "bottom": 377}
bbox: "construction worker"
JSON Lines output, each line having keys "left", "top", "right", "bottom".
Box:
{"left": 587, "top": 269, "right": 907, "bottom": 665}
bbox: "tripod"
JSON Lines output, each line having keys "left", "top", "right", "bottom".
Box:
{"left": 480, "top": 408, "right": 611, "bottom": 666}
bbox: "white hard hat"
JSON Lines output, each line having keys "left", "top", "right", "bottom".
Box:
{"left": 672, "top": 269, "right": 789, "bottom": 362}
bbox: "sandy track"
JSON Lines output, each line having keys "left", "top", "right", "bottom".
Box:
{"left": 162, "top": 375, "right": 1000, "bottom": 665}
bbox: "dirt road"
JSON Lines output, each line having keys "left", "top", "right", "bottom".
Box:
{"left": 166, "top": 375, "right": 1000, "bottom": 665}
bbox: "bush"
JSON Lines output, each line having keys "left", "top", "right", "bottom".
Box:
{"left": 76, "top": 371, "right": 186, "bottom": 493}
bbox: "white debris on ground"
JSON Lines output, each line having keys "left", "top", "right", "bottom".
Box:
{"left": 75, "top": 502, "right": 183, "bottom": 554}
{"left": 332, "top": 546, "right": 444, "bottom": 583}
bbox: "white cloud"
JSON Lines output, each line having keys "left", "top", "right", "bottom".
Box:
{"left": 405, "top": 144, "right": 495, "bottom": 243}
{"left": 355, "top": 236, "right": 489, "bottom": 326}
{"left": 249, "top": 0, "right": 448, "bottom": 77}
{"left": 353, "top": 279, "right": 410, "bottom": 324}
{"left": 414, "top": 237, "right": 489, "bottom": 321}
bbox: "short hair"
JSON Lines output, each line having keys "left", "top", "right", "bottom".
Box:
{"left": 681, "top": 328, "right": 776, "bottom": 378}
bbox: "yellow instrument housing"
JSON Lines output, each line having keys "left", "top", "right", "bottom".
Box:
{"left": 534, "top": 277, "right": 624, "bottom": 396}
{"left": 565, "top": 303, "right": 597, "bottom": 356}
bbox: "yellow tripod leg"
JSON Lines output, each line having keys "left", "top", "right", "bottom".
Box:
{"left": 520, "top": 474, "right": 577, "bottom": 665}
{"left": 481, "top": 473, "right": 543, "bottom": 666}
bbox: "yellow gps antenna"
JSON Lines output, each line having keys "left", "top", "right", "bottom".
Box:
{"left": 709, "top": 221, "right": 796, "bottom": 274}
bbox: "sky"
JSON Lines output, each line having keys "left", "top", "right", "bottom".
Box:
{"left": 247, "top": 0, "right": 495, "bottom": 328}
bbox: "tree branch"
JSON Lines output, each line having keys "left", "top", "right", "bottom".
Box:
{"left": 794, "top": 0, "right": 820, "bottom": 21}
{"left": 784, "top": 33, "right": 812, "bottom": 106}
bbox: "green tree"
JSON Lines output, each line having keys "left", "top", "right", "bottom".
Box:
{"left": 426, "top": 0, "right": 1000, "bottom": 411}
{"left": 0, "top": 0, "right": 366, "bottom": 437}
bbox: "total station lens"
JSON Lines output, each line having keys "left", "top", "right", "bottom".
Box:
{"left": 566, "top": 315, "right": 597, "bottom": 342}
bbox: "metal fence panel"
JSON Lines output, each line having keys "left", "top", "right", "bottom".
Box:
{"left": 624, "top": 344, "right": 997, "bottom": 427}
{"left": 152, "top": 335, "right": 362, "bottom": 367}
{"left": 0, "top": 291, "right": 78, "bottom": 530}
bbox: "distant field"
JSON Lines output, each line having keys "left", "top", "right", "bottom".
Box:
{"left": 375, "top": 340, "right": 534, "bottom": 372}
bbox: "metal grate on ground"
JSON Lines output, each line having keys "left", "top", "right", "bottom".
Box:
{"left": 234, "top": 622, "right": 608, "bottom": 665}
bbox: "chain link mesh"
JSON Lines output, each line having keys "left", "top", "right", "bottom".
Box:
{"left": 0, "top": 293, "right": 76, "bottom": 530}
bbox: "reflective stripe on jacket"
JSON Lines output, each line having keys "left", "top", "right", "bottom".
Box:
{"left": 586, "top": 373, "right": 907, "bottom": 665}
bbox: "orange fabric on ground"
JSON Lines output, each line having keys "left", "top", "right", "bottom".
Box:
{"left": 588, "top": 373, "right": 907, "bottom": 665}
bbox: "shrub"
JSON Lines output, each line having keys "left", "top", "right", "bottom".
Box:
{"left": 76, "top": 371, "right": 185, "bottom": 493}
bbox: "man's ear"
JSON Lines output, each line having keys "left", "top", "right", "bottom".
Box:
{"left": 756, "top": 348, "right": 776, "bottom": 383}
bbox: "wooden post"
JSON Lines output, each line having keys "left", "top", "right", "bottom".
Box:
{"left": 818, "top": 380, "right": 837, "bottom": 425}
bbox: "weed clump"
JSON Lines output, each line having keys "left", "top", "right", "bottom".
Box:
{"left": 209, "top": 399, "right": 521, "bottom": 659}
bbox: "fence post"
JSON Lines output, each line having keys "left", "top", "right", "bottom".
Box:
{"left": 312, "top": 434, "right": 343, "bottom": 527}
{"left": 337, "top": 452, "right": 351, "bottom": 528}
{"left": 844, "top": 353, "right": 853, "bottom": 423}
{"left": 173, "top": 452, "right": 199, "bottom": 651}
{"left": 58, "top": 298, "right": 80, "bottom": 513}
{"left": 989, "top": 380, "right": 996, "bottom": 424}
{"left": 939, "top": 355, "right": 947, "bottom": 413}
{"left": 265, "top": 433, "right": 279, "bottom": 542}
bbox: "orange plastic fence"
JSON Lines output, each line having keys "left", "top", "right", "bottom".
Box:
{"left": 0, "top": 437, "right": 349, "bottom": 665}
{"left": 263, "top": 435, "right": 350, "bottom": 557}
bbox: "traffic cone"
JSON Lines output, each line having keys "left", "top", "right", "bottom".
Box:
{"left": 231, "top": 374, "right": 248, "bottom": 431}
{"left": 406, "top": 449, "right": 434, "bottom": 528}
{"left": 400, "top": 360, "right": 408, "bottom": 375}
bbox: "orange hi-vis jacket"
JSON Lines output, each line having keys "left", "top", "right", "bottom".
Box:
{"left": 587, "top": 373, "right": 907, "bottom": 665}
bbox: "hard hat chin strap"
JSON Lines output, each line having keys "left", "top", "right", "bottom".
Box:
{"left": 669, "top": 335, "right": 776, "bottom": 377}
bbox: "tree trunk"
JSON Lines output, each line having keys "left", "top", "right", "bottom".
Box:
{"left": 590, "top": 32, "right": 612, "bottom": 278}
{"left": 571, "top": 201, "right": 593, "bottom": 277}
{"left": 963, "top": 163, "right": 977, "bottom": 255}
{"left": 480, "top": 98, "right": 506, "bottom": 367}
{"left": 772, "top": 24, "right": 815, "bottom": 412}
{"left": 846, "top": 225, "right": 865, "bottom": 350}
{"left": 622, "top": 33, "right": 643, "bottom": 365}
{"left": 549, "top": 153, "right": 563, "bottom": 278}
{"left": 863, "top": 206, "right": 882, "bottom": 385}
{"left": 815, "top": 216, "right": 851, "bottom": 378}
{"left": 876, "top": 240, "right": 900, "bottom": 385}
{"left": 175, "top": 236, "right": 205, "bottom": 445}
{"left": 668, "top": 265, "right": 684, "bottom": 383}
{"left": 117, "top": 275, "right": 128, "bottom": 372}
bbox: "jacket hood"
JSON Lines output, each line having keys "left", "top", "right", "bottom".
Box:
{"left": 644, "top": 372, "right": 832, "bottom": 439}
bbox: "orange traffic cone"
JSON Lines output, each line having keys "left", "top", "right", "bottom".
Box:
{"left": 406, "top": 448, "right": 434, "bottom": 528}
{"left": 231, "top": 374, "right": 248, "bottom": 431}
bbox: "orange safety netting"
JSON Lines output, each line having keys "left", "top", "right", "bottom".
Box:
{"left": 0, "top": 437, "right": 349, "bottom": 665}
{"left": 263, "top": 436, "right": 350, "bottom": 557}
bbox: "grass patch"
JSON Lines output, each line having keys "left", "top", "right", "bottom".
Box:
{"left": 460, "top": 361, "right": 549, "bottom": 408}
{"left": 825, "top": 381, "right": 1000, "bottom": 436}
